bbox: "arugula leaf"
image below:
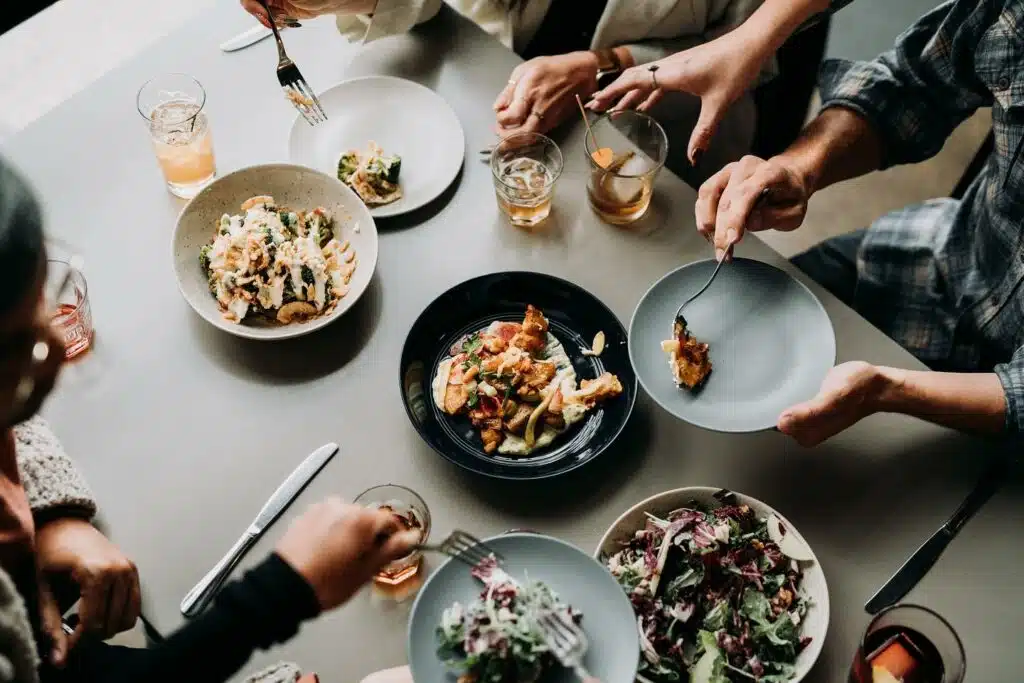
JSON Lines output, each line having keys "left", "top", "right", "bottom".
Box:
{"left": 467, "top": 391, "right": 479, "bottom": 408}
{"left": 691, "top": 631, "right": 729, "bottom": 683}
{"left": 664, "top": 566, "right": 704, "bottom": 602}
{"left": 755, "top": 611, "right": 797, "bottom": 648}
{"left": 740, "top": 589, "right": 772, "bottom": 624}
{"left": 462, "top": 333, "right": 482, "bottom": 354}
{"left": 702, "top": 601, "right": 730, "bottom": 631}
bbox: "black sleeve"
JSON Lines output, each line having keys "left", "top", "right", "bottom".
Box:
{"left": 50, "top": 553, "right": 321, "bottom": 683}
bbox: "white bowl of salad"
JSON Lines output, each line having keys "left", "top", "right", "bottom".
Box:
{"left": 173, "top": 163, "right": 378, "bottom": 340}
{"left": 596, "top": 488, "right": 829, "bottom": 683}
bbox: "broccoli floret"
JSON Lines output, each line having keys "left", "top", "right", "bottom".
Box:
{"left": 337, "top": 153, "right": 359, "bottom": 183}
{"left": 379, "top": 154, "right": 401, "bottom": 184}
{"left": 199, "top": 244, "right": 213, "bottom": 272}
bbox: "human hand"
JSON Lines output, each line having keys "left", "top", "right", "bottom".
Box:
{"left": 240, "top": 0, "right": 357, "bottom": 27}
{"left": 778, "top": 361, "right": 893, "bottom": 447}
{"left": 492, "top": 52, "right": 601, "bottom": 137}
{"left": 695, "top": 155, "right": 810, "bottom": 261}
{"left": 588, "top": 33, "right": 766, "bottom": 165}
{"left": 34, "top": 518, "right": 141, "bottom": 662}
{"left": 275, "top": 497, "right": 420, "bottom": 610}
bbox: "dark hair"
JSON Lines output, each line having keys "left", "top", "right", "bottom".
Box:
{"left": 0, "top": 158, "right": 45, "bottom": 318}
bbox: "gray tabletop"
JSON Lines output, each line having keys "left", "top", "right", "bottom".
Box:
{"left": 3, "top": 5, "right": 1020, "bottom": 683}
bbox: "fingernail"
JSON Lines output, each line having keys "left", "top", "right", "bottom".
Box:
{"left": 715, "top": 248, "right": 725, "bottom": 262}
{"left": 725, "top": 228, "right": 737, "bottom": 245}
{"left": 691, "top": 149, "right": 703, "bottom": 166}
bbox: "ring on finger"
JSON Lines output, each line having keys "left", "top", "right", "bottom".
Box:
{"left": 531, "top": 109, "right": 545, "bottom": 120}
{"left": 648, "top": 65, "right": 659, "bottom": 90}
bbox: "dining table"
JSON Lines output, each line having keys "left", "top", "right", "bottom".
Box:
{"left": 2, "top": 4, "right": 1021, "bottom": 682}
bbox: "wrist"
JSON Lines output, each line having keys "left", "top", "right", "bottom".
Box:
{"left": 870, "top": 365, "right": 908, "bottom": 413}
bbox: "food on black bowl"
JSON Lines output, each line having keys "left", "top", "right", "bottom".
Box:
{"left": 432, "top": 305, "right": 623, "bottom": 455}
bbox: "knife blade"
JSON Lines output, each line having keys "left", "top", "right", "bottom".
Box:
{"left": 180, "top": 442, "right": 339, "bottom": 617}
{"left": 220, "top": 25, "right": 273, "bottom": 52}
{"left": 253, "top": 442, "right": 338, "bottom": 531}
{"left": 864, "top": 457, "right": 1008, "bottom": 614}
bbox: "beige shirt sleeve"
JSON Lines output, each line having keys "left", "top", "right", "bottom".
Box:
{"left": 335, "top": 0, "right": 444, "bottom": 43}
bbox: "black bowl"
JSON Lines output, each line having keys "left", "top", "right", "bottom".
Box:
{"left": 399, "top": 271, "right": 637, "bottom": 480}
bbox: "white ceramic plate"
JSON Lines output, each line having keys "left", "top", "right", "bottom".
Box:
{"left": 288, "top": 76, "right": 465, "bottom": 218}
{"left": 172, "top": 163, "right": 378, "bottom": 340}
{"left": 596, "top": 487, "right": 829, "bottom": 683}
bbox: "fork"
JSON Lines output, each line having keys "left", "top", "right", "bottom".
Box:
{"left": 417, "top": 530, "right": 505, "bottom": 568}
{"left": 537, "top": 611, "right": 594, "bottom": 682}
{"left": 674, "top": 187, "right": 770, "bottom": 326}
{"left": 254, "top": 0, "right": 327, "bottom": 125}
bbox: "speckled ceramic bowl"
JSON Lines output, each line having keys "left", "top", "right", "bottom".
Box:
{"left": 596, "top": 487, "right": 830, "bottom": 683}
{"left": 172, "top": 164, "right": 378, "bottom": 340}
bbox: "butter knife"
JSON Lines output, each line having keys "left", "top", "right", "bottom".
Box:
{"left": 864, "top": 457, "right": 1008, "bottom": 614}
{"left": 220, "top": 20, "right": 302, "bottom": 53}
{"left": 220, "top": 25, "right": 274, "bottom": 52}
{"left": 180, "top": 442, "right": 339, "bottom": 617}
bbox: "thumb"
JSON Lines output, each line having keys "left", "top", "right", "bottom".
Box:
{"left": 687, "top": 95, "right": 726, "bottom": 166}
{"left": 777, "top": 395, "right": 828, "bottom": 436}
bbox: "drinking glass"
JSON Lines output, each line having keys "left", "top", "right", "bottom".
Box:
{"left": 849, "top": 604, "right": 965, "bottom": 683}
{"left": 137, "top": 74, "right": 217, "bottom": 199}
{"left": 585, "top": 110, "right": 668, "bottom": 225}
{"left": 354, "top": 484, "right": 431, "bottom": 601}
{"left": 47, "top": 259, "right": 92, "bottom": 360}
{"left": 491, "top": 132, "right": 563, "bottom": 228}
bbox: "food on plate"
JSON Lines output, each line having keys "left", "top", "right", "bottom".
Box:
{"left": 431, "top": 305, "right": 623, "bottom": 456}
{"left": 199, "top": 195, "right": 356, "bottom": 324}
{"left": 604, "top": 496, "right": 812, "bottom": 683}
{"left": 437, "top": 556, "right": 582, "bottom": 683}
{"left": 582, "top": 330, "right": 606, "bottom": 357}
{"left": 285, "top": 88, "right": 314, "bottom": 109}
{"left": 337, "top": 142, "right": 402, "bottom": 206}
{"left": 661, "top": 319, "right": 712, "bottom": 390}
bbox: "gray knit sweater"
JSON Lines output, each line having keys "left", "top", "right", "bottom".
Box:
{"left": 0, "top": 417, "right": 303, "bottom": 683}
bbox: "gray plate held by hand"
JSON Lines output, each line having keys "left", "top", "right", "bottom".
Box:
{"left": 408, "top": 533, "right": 639, "bottom": 683}
{"left": 629, "top": 258, "right": 835, "bottom": 433}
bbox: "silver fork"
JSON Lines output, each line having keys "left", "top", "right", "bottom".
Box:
{"left": 255, "top": 0, "right": 327, "bottom": 126}
{"left": 417, "top": 530, "right": 505, "bottom": 568}
{"left": 537, "top": 611, "right": 593, "bottom": 682}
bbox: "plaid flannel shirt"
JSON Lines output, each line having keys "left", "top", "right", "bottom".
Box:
{"left": 817, "top": 0, "right": 1024, "bottom": 433}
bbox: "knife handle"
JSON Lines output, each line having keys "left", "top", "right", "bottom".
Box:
{"left": 181, "top": 527, "right": 259, "bottom": 617}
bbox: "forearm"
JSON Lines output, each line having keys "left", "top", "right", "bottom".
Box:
{"left": 875, "top": 367, "right": 1007, "bottom": 435}
{"left": 776, "top": 107, "right": 883, "bottom": 195}
{"left": 735, "top": 0, "right": 831, "bottom": 56}
{"left": 99, "top": 554, "right": 319, "bottom": 683}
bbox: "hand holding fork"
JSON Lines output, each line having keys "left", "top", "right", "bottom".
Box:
{"left": 253, "top": 0, "right": 327, "bottom": 126}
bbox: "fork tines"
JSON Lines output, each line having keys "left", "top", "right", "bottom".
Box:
{"left": 279, "top": 62, "right": 327, "bottom": 126}
{"left": 439, "top": 530, "right": 504, "bottom": 568}
{"left": 537, "top": 610, "right": 587, "bottom": 661}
